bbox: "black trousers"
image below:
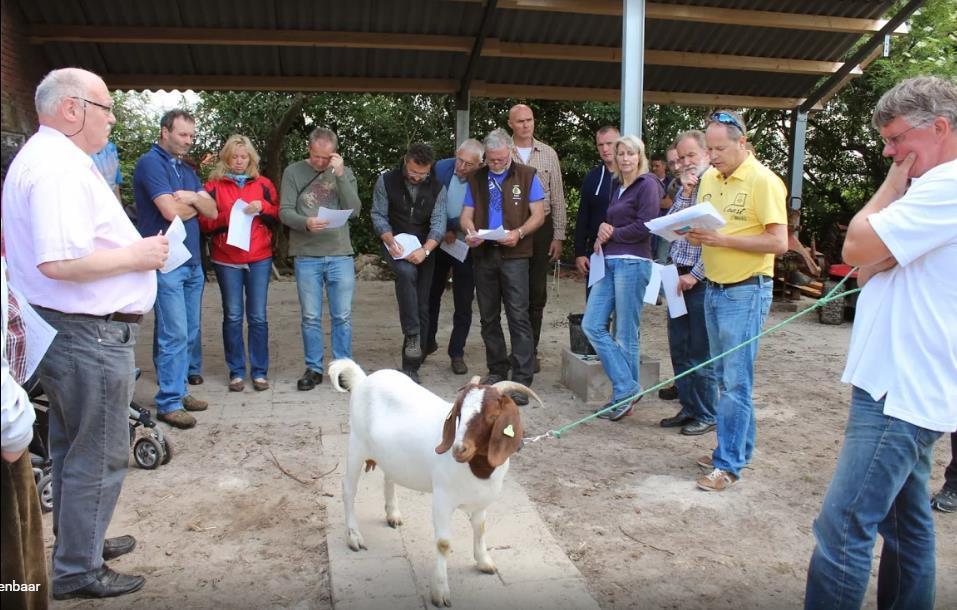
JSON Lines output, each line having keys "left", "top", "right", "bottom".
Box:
{"left": 528, "top": 214, "right": 554, "bottom": 353}
{"left": 473, "top": 247, "right": 534, "bottom": 385}
{"left": 427, "top": 247, "right": 475, "bottom": 358}
{"left": 383, "top": 244, "right": 435, "bottom": 371}
{"left": 945, "top": 432, "right": 957, "bottom": 493}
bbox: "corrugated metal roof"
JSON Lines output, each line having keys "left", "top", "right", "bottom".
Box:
{"left": 15, "top": 0, "right": 901, "bottom": 108}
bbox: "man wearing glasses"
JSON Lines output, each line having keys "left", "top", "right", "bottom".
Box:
{"left": 685, "top": 109, "right": 788, "bottom": 492}
{"left": 3, "top": 67, "right": 168, "bottom": 599}
{"left": 804, "top": 75, "right": 957, "bottom": 610}
{"left": 134, "top": 110, "right": 218, "bottom": 429}
{"left": 426, "top": 139, "right": 485, "bottom": 375}
{"left": 372, "top": 143, "right": 448, "bottom": 383}
{"left": 460, "top": 129, "right": 545, "bottom": 405}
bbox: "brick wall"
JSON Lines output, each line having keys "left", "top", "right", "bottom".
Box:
{"left": 1, "top": 1, "right": 48, "bottom": 139}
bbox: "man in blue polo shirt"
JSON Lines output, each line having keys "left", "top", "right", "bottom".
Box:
{"left": 134, "top": 109, "right": 217, "bottom": 429}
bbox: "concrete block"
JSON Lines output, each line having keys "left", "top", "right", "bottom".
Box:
{"left": 331, "top": 555, "right": 418, "bottom": 601}
{"left": 560, "top": 347, "right": 658, "bottom": 405}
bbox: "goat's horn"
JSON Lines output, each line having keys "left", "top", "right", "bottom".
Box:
{"left": 491, "top": 381, "right": 544, "bottom": 408}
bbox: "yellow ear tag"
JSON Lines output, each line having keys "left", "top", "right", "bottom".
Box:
{"left": 503, "top": 424, "right": 515, "bottom": 438}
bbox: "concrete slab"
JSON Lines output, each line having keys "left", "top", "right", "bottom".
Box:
{"left": 322, "top": 435, "right": 599, "bottom": 609}
{"left": 561, "top": 346, "right": 659, "bottom": 405}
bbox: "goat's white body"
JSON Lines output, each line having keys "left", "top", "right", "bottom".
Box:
{"left": 331, "top": 360, "right": 507, "bottom": 607}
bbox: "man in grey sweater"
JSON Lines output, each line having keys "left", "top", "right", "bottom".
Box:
{"left": 280, "top": 127, "right": 362, "bottom": 391}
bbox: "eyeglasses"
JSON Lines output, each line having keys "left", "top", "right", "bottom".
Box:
{"left": 406, "top": 168, "right": 430, "bottom": 179}
{"left": 880, "top": 124, "right": 922, "bottom": 147}
{"left": 455, "top": 157, "right": 478, "bottom": 169}
{"left": 709, "top": 112, "right": 745, "bottom": 134}
{"left": 72, "top": 96, "right": 114, "bottom": 114}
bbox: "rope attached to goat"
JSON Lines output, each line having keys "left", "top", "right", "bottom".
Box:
{"left": 522, "top": 270, "right": 861, "bottom": 444}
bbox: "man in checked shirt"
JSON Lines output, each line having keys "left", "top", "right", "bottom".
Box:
{"left": 658, "top": 130, "right": 718, "bottom": 437}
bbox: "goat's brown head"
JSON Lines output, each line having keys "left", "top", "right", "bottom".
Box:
{"left": 435, "top": 379, "right": 543, "bottom": 475}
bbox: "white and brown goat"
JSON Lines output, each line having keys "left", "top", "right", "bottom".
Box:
{"left": 328, "top": 358, "right": 541, "bottom": 607}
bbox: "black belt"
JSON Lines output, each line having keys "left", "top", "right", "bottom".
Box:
{"left": 705, "top": 275, "right": 767, "bottom": 290}
{"left": 36, "top": 306, "right": 143, "bottom": 324}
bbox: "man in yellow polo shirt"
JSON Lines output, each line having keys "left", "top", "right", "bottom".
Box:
{"left": 687, "top": 110, "right": 788, "bottom": 492}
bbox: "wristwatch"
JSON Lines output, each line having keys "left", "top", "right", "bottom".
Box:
{"left": 423, "top": 247, "right": 431, "bottom": 257}
{"left": 518, "top": 228, "right": 526, "bottom": 240}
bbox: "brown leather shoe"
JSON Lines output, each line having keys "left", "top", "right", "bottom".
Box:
{"left": 696, "top": 468, "right": 738, "bottom": 492}
{"left": 252, "top": 378, "right": 270, "bottom": 391}
{"left": 450, "top": 357, "right": 468, "bottom": 375}
{"left": 157, "top": 409, "right": 196, "bottom": 429}
{"left": 182, "top": 395, "right": 208, "bottom": 411}
{"left": 228, "top": 378, "right": 245, "bottom": 392}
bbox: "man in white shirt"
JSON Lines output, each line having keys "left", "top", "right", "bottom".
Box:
{"left": 2, "top": 68, "right": 168, "bottom": 600}
{"left": 804, "top": 75, "right": 957, "bottom": 610}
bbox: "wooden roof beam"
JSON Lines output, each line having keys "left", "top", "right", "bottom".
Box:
{"left": 105, "top": 74, "right": 459, "bottom": 95}
{"left": 453, "top": 1, "right": 909, "bottom": 35}
{"left": 27, "top": 25, "right": 473, "bottom": 52}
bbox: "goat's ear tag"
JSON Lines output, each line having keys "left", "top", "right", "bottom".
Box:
{"left": 503, "top": 424, "right": 515, "bottom": 438}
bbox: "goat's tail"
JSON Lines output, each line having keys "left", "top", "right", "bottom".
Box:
{"left": 328, "top": 358, "right": 366, "bottom": 393}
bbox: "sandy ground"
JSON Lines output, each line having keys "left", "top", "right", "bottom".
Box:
{"left": 43, "top": 271, "right": 955, "bottom": 609}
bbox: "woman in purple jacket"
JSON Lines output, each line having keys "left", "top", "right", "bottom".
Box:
{"left": 582, "top": 135, "right": 663, "bottom": 421}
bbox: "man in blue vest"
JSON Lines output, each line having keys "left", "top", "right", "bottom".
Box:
{"left": 427, "top": 139, "right": 484, "bottom": 375}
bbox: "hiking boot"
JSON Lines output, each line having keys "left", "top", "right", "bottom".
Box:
{"left": 403, "top": 368, "right": 420, "bottom": 384}
{"left": 228, "top": 378, "right": 245, "bottom": 392}
{"left": 403, "top": 335, "right": 422, "bottom": 361}
{"left": 451, "top": 357, "right": 468, "bottom": 375}
{"left": 658, "top": 385, "right": 678, "bottom": 400}
{"left": 297, "top": 369, "right": 322, "bottom": 391}
{"left": 157, "top": 409, "right": 196, "bottom": 429}
{"left": 482, "top": 373, "right": 506, "bottom": 385}
{"left": 252, "top": 378, "right": 270, "bottom": 392}
{"left": 697, "top": 468, "right": 738, "bottom": 492}
{"left": 182, "top": 395, "right": 208, "bottom": 411}
{"left": 932, "top": 487, "right": 957, "bottom": 513}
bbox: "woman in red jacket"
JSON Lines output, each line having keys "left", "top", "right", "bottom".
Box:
{"left": 200, "top": 135, "right": 279, "bottom": 392}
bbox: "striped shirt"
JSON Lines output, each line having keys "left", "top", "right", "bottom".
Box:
{"left": 511, "top": 139, "right": 566, "bottom": 241}
{"left": 667, "top": 185, "right": 705, "bottom": 280}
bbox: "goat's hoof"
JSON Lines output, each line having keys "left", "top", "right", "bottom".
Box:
{"left": 477, "top": 560, "right": 496, "bottom": 574}
{"left": 430, "top": 588, "right": 452, "bottom": 607}
{"left": 346, "top": 529, "right": 367, "bottom": 551}
{"left": 387, "top": 515, "right": 403, "bottom": 528}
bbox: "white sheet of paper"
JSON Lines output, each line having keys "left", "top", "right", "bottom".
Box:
{"left": 160, "top": 216, "right": 191, "bottom": 274}
{"left": 645, "top": 202, "right": 726, "bottom": 242}
{"left": 476, "top": 226, "right": 509, "bottom": 242}
{"left": 9, "top": 286, "right": 56, "bottom": 382}
{"left": 392, "top": 233, "right": 422, "bottom": 260}
{"left": 659, "top": 264, "right": 688, "bottom": 318}
{"left": 226, "top": 199, "right": 256, "bottom": 252}
{"left": 439, "top": 239, "right": 469, "bottom": 263}
{"left": 643, "top": 262, "right": 663, "bottom": 304}
{"left": 316, "top": 206, "right": 353, "bottom": 229}
{"left": 588, "top": 247, "right": 605, "bottom": 288}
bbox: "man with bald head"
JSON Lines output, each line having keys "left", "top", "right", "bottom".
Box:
{"left": 508, "top": 104, "right": 566, "bottom": 372}
{"left": 2, "top": 68, "right": 168, "bottom": 598}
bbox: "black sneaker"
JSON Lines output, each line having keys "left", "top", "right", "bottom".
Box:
{"left": 403, "top": 368, "right": 420, "bottom": 384}
{"left": 403, "top": 335, "right": 422, "bottom": 361}
{"left": 297, "top": 369, "right": 323, "bottom": 391}
{"left": 932, "top": 487, "right": 957, "bottom": 513}
{"left": 658, "top": 385, "right": 679, "bottom": 400}
{"left": 510, "top": 392, "right": 529, "bottom": 406}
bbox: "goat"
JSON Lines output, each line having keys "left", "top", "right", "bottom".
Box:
{"left": 328, "top": 358, "right": 542, "bottom": 607}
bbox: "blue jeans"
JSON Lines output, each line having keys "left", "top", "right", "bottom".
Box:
{"left": 154, "top": 263, "right": 205, "bottom": 414}
{"left": 582, "top": 257, "right": 651, "bottom": 402}
{"left": 667, "top": 281, "right": 717, "bottom": 424}
{"left": 294, "top": 255, "right": 355, "bottom": 373}
{"left": 805, "top": 387, "right": 941, "bottom": 610}
{"left": 36, "top": 309, "right": 136, "bottom": 595}
{"left": 213, "top": 258, "right": 272, "bottom": 380}
{"left": 705, "top": 277, "right": 772, "bottom": 476}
